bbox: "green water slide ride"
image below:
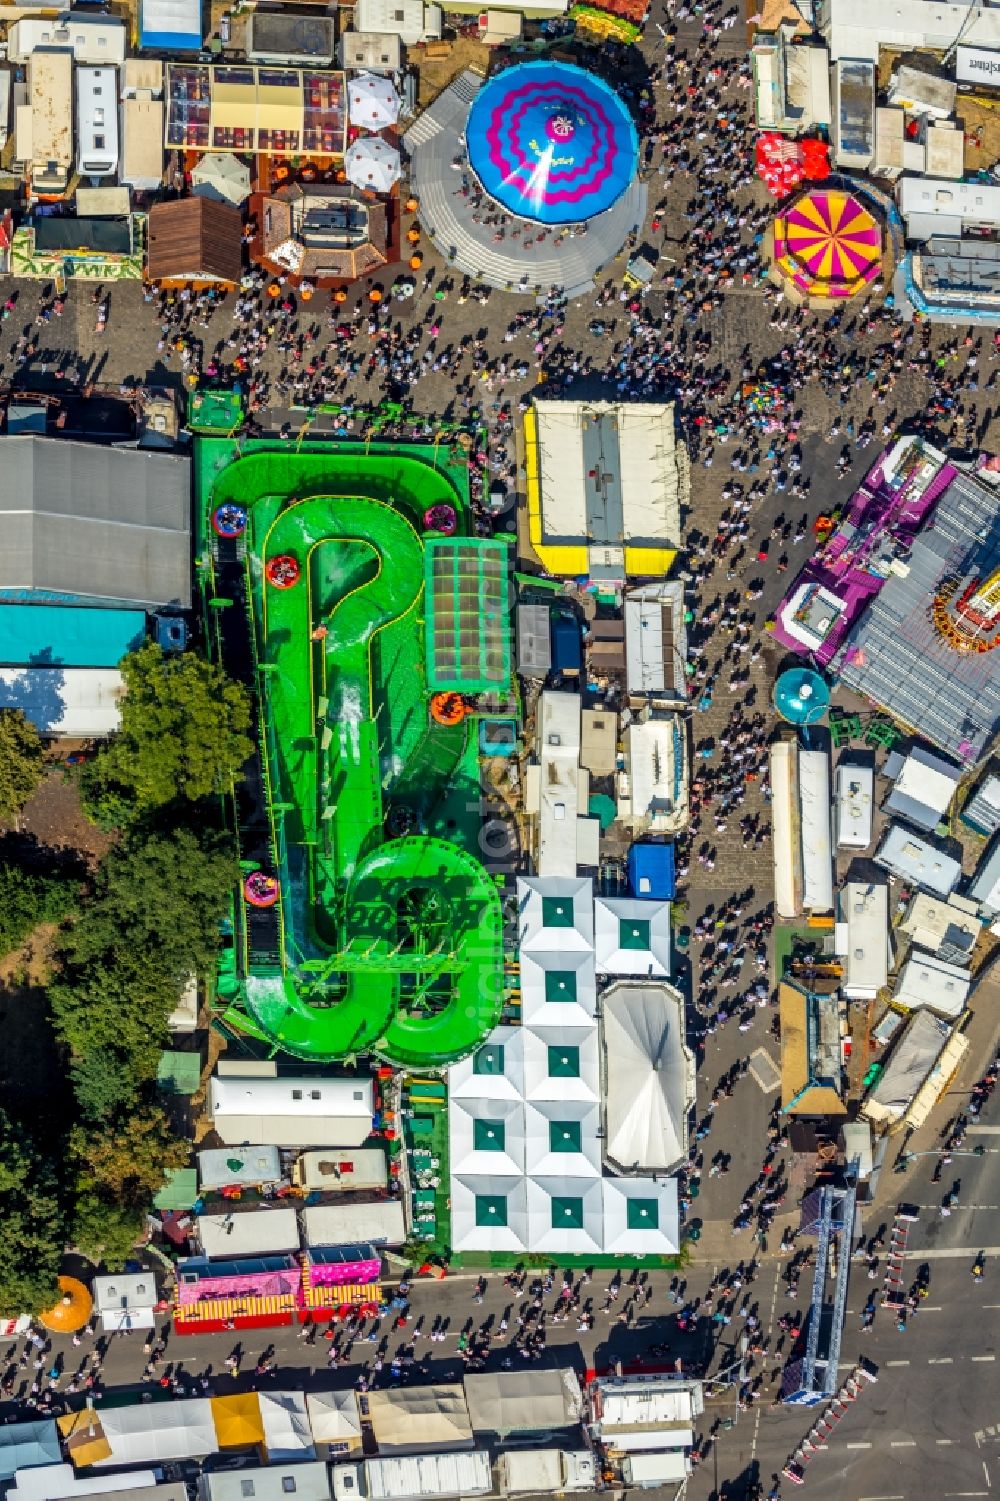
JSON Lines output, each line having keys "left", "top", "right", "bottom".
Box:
{"left": 208, "top": 448, "right": 504, "bottom": 1067}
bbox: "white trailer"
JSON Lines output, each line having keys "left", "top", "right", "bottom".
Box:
{"left": 331, "top": 1454, "right": 493, "bottom": 1501}
{"left": 76, "top": 65, "right": 118, "bottom": 176}
{"left": 771, "top": 739, "right": 802, "bottom": 919}
{"left": 799, "top": 748, "right": 834, "bottom": 913}
{"left": 622, "top": 1451, "right": 690, "bottom": 1487}
{"left": 497, "top": 1449, "right": 596, "bottom": 1494}
{"left": 834, "top": 763, "right": 874, "bottom": 850}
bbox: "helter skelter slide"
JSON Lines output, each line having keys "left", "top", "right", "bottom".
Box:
{"left": 200, "top": 442, "right": 509, "bottom": 1067}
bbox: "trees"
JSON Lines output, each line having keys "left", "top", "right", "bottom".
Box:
{"left": 79, "top": 642, "right": 252, "bottom": 826}
{"left": 71, "top": 1194, "right": 144, "bottom": 1272}
{"left": 69, "top": 1104, "right": 188, "bottom": 1270}
{"left": 70, "top": 1049, "right": 147, "bottom": 1122}
{"left": 0, "top": 710, "right": 45, "bottom": 824}
{"left": 49, "top": 952, "right": 180, "bottom": 1084}
{"left": 0, "top": 1111, "right": 63, "bottom": 1315}
{"left": 15, "top": 646, "right": 249, "bottom": 1278}
{"left": 71, "top": 1103, "right": 189, "bottom": 1205}
{"left": 51, "top": 829, "right": 235, "bottom": 1083}
{"left": 70, "top": 828, "right": 236, "bottom": 981}
{"left": 0, "top": 860, "right": 78, "bottom": 959}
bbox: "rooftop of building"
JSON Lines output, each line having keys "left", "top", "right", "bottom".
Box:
{"left": 779, "top": 979, "right": 848, "bottom": 1117}
{"left": 774, "top": 434, "right": 955, "bottom": 665}
{"left": 837, "top": 466, "right": 1000, "bottom": 762}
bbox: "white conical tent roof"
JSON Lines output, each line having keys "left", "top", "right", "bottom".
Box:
{"left": 595, "top": 896, "right": 671, "bottom": 977}
{"left": 451, "top": 1174, "right": 529, "bottom": 1252}
{"left": 519, "top": 949, "right": 597, "bottom": 1028}
{"left": 348, "top": 71, "right": 401, "bottom": 129}
{"left": 344, "top": 135, "right": 401, "bottom": 194}
{"left": 602, "top": 982, "right": 694, "bottom": 1172}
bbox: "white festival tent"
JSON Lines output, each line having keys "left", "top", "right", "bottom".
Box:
{"left": 522, "top": 1100, "right": 602, "bottom": 1178}
{"left": 258, "top": 1392, "right": 316, "bottom": 1463}
{"left": 518, "top": 949, "right": 597, "bottom": 1029}
{"left": 517, "top": 877, "right": 593, "bottom": 953}
{"left": 449, "top": 1095, "right": 525, "bottom": 1178}
{"left": 594, "top": 896, "right": 671, "bottom": 978}
{"left": 304, "top": 1391, "right": 362, "bottom": 1449}
{"left": 348, "top": 71, "right": 400, "bottom": 129}
{"left": 92, "top": 1401, "right": 217, "bottom": 1466}
{"left": 450, "top": 1173, "right": 530, "bottom": 1252}
{"left": 0, "top": 1421, "right": 60, "bottom": 1483}
{"left": 602, "top": 1177, "right": 680, "bottom": 1256}
{"left": 526, "top": 1175, "right": 604, "bottom": 1255}
{"left": 191, "top": 152, "right": 251, "bottom": 205}
{"left": 367, "top": 1386, "right": 474, "bottom": 1454}
{"left": 463, "top": 1368, "right": 583, "bottom": 1436}
{"left": 602, "top": 982, "right": 695, "bottom": 1172}
{"left": 344, "top": 137, "right": 401, "bottom": 194}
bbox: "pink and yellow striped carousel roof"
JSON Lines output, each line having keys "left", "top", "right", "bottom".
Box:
{"left": 772, "top": 189, "right": 883, "bottom": 301}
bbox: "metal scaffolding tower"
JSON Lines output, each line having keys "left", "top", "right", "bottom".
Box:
{"left": 783, "top": 1166, "right": 859, "bottom": 1406}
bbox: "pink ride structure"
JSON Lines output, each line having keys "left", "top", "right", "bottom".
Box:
{"left": 174, "top": 1247, "right": 383, "bottom": 1334}
{"left": 772, "top": 437, "right": 956, "bottom": 666}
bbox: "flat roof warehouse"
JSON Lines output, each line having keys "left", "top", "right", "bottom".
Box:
{"left": 0, "top": 437, "right": 190, "bottom": 609}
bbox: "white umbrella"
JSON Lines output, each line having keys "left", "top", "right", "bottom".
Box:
{"left": 191, "top": 153, "right": 251, "bottom": 206}
{"left": 344, "top": 136, "right": 401, "bottom": 195}
{"left": 348, "top": 71, "right": 401, "bottom": 130}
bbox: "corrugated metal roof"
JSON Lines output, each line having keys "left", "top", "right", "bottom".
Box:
{"left": 0, "top": 436, "right": 190, "bottom": 607}
{"left": 147, "top": 197, "right": 242, "bottom": 285}
{"left": 836, "top": 470, "right": 1000, "bottom": 761}
{"left": 962, "top": 773, "right": 1000, "bottom": 835}
{"left": 625, "top": 581, "right": 687, "bottom": 697}
{"left": 969, "top": 835, "right": 1000, "bottom": 913}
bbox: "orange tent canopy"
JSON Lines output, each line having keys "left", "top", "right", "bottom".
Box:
{"left": 41, "top": 1277, "right": 92, "bottom": 1334}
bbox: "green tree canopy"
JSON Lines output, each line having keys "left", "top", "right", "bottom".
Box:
{"left": 49, "top": 950, "right": 180, "bottom": 1081}
{"left": 71, "top": 1103, "right": 189, "bottom": 1206}
{"left": 70, "top": 1048, "right": 148, "bottom": 1123}
{"left": 0, "top": 859, "right": 79, "bottom": 959}
{"left": 62, "top": 828, "right": 235, "bottom": 982}
{"left": 50, "top": 828, "right": 234, "bottom": 1080}
{"left": 80, "top": 643, "right": 252, "bottom": 825}
{"left": 71, "top": 1193, "right": 144, "bottom": 1271}
{"left": 0, "top": 1110, "right": 63, "bottom": 1315}
{"left": 0, "top": 710, "right": 45, "bottom": 824}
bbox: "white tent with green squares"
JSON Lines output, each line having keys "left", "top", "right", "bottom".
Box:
{"left": 595, "top": 895, "right": 671, "bottom": 977}
{"left": 447, "top": 878, "right": 682, "bottom": 1256}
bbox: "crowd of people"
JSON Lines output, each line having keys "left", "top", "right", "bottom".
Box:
{"left": 1, "top": 0, "right": 1000, "bottom": 1495}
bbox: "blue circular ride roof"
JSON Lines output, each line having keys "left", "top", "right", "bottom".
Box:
{"left": 465, "top": 61, "right": 639, "bottom": 227}
{"left": 773, "top": 667, "right": 831, "bottom": 725}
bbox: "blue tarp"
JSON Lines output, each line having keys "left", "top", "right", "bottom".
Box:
{"left": 0, "top": 1420, "right": 60, "bottom": 1481}
{"left": 628, "top": 841, "right": 675, "bottom": 900}
{"left": 550, "top": 615, "right": 582, "bottom": 673}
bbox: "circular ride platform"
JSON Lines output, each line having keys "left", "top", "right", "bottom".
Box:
{"left": 403, "top": 67, "right": 646, "bottom": 294}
